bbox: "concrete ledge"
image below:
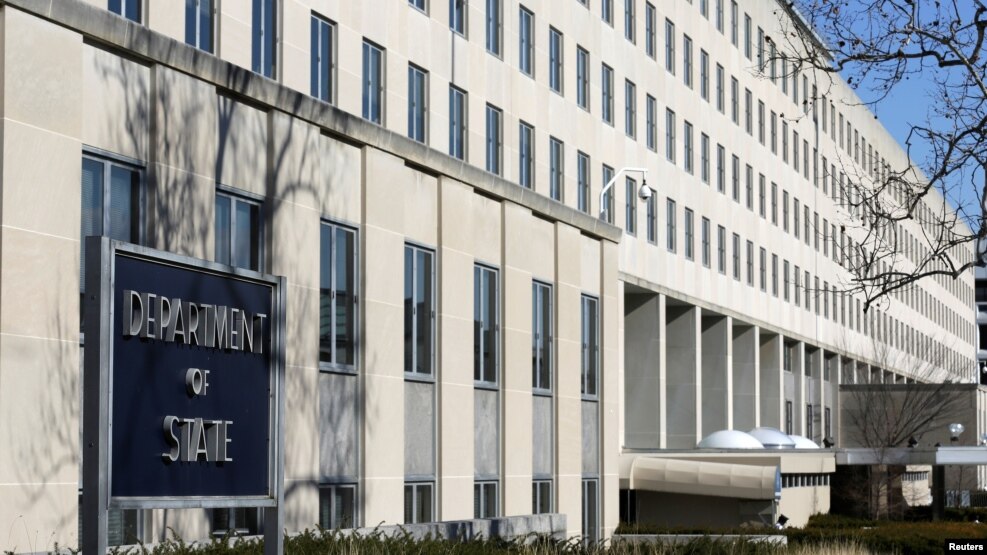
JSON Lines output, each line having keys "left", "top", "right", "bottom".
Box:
{"left": 614, "top": 533, "right": 787, "bottom": 546}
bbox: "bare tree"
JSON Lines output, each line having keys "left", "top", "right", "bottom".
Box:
{"left": 837, "top": 336, "right": 968, "bottom": 519}
{"left": 766, "top": 1, "right": 987, "bottom": 310}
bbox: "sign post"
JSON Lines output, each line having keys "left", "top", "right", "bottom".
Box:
{"left": 82, "top": 238, "right": 285, "bottom": 554}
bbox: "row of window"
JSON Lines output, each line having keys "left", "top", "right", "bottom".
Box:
{"left": 783, "top": 401, "right": 832, "bottom": 442}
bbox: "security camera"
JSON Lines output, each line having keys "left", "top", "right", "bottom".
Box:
{"left": 638, "top": 182, "right": 653, "bottom": 201}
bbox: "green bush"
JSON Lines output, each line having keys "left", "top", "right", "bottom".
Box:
{"left": 789, "top": 520, "right": 987, "bottom": 555}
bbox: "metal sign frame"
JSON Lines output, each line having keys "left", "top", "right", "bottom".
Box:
{"left": 82, "top": 237, "right": 285, "bottom": 554}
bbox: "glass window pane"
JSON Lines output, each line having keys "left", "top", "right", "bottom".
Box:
{"left": 404, "top": 246, "right": 414, "bottom": 374}
{"left": 214, "top": 194, "right": 231, "bottom": 266}
{"left": 416, "top": 250, "right": 433, "bottom": 375}
{"left": 484, "top": 269, "right": 497, "bottom": 382}
{"left": 404, "top": 484, "right": 413, "bottom": 523}
{"left": 474, "top": 266, "right": 483, "bottom": 381}
{"left": 200, "top": 0, "right": 213, "bottom": 51}
{"left": 540, "top": 285, "right": 551, "bottom": 389}
{"left": 81, "top": 159, "right": 104, "bottom": 291}
{"left": 319, "top": 224, "right": 333, "bottom": 364}
{"left": 334, "top": 486, "right": 355, "bottom": 528}
{"left": 108, "top": 166, "right": 137, "bottom": 243}
{"left": 335, "top": 227, "right": 356, "bottom": 365}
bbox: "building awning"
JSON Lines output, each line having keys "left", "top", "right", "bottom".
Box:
{"left": 628, "top": 456, "right": 779, "bottom": 500}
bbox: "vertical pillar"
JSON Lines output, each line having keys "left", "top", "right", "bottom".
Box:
{"left": 623, "top": 292, "right": 665, "bottom": 448}
{"left": 666, "top": 305, "right": 700, "bottom": 448}
{"left": 701, "top": 312, "right": 732, "bottom": 436}
{"left": 732, "top": 324, "right": 758, "bottom": 431}
{"left": 759, "top": 331, "right": 783, "bottom": 430}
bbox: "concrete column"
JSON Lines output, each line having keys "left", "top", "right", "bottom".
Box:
{"left": 806, "top": 347, "right": 823, "bottom": 442}
{"left": 701, "top": 312, "right": 732, "bottom": 436}
{"left": 758, "top": 331, "right": 783, "bottom": 430}
{"left": 624, "top": 292, "right": 665, "bottom": 448}
{"left": 792, "top": 341, "right": 805, "bottom": 436}
{"left": 732, "top": 324, "right": 759, "bottom": 431}
{"left": 666, "top": 304, "right": 700, "bottom": 448}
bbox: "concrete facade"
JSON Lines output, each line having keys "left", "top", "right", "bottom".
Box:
{"left": 0, "top": 0, "right": 978, "bottom": 550}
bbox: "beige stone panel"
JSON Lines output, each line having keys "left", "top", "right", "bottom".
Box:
{"left": 438, "top": 177, "right": 473, "bottom": 255}
{"left": 503, "top": 474, "right": 532, "bottom": 518}
{"left": 270, "top": 200, "right": 320, "bottom": 290}
{"left": 3, "top": 121, "right": 81, "bottom": 240}
{"left": 0, "top": 483, "right": 78, "bottom": 553}
{"left": 439, "top": 313, "right": 472, "bottom": 387}
{"left": 284, "top": 479, "right": 320, "bottom": 531}
{"left": 556, "top": 345, "right": 582, "bottom": 478}
{"left": 502, "top": 388, "right": 532, "bottom": 484}
{"left": 502, "top": 328, "right": 530, "bottom": 391}
{"left": 471, "top": 190, "right": 503, "bottom": 266}
{"left": 3, "top": 9, "right": 81, "bottom": 138}
{"left": 363, "top": 476, "right": 404, "bottom": 525}
{"left": 363, "top": 373, "right": 404, "bottom": 478}
{"left": 556, "top": 283, "right": 581, "bottom": 353}
{"left": 284, "top": 284, "right": 318, "bottom": 369}
{"left": 0, "top": 230, "right": 78, "bottom": 340}
{"left": 362, "top": 226, "right": 404, "bottom": 309}
{"left": 557, "top": 473, "right": 582, "bottom": 538}
{"left": 556, "top": 226, "right": 580, "bottom": 294}
{"left": 0, "top": 335, "right": 79, "bottom": 485}
{"left": 152, "top": 164, "right": 215, "bottom": 259}
{"left": 363, "top": 147, "right": 407, "bottom": 234}
{"left": 503, "top": 203, "right": 532, "bottom": 274}
{"left": 82, "top": 44, "right": 149, "bottom": 161}
{"left": 439, "top": 475, "right": 473, "bottom": 522}
{"left": 363, "top": 302, "right": 403, "bottom": 377}
{"left": 148, "top": 508, "right": 210, "bottom": 544}
{"left": 270, "top": 113, "right": 320, "bottom": 211}
{"left": 218, "top": 7, "right": 251, "bottom": 71}
{"left": 601, "top": 473, "right": 619, "bottom": 538}
{"left": 526, "top": 216, "right": 555, "bottom": 282}
{"left": 502, "top": 267, "right": 533, "bottom": 337}
{"left": 284, "top": 364, "right": 319, "bottom": 480}
{"left": 334, "top": 25, "right": 363, "bottom": 118}
{"left": 147, "top": 0, "right": 185, "bottom": 42}
{"left": 216, "top": 97, "right": 267, "bottom": 196}
{"left": 281, "top": 0, "right": 311, "bottom": 94}
{"left": 580, "top": 235, "right": 602, "bottom": 297}
{"left": 319, "top": 135, "right": 363, "bottom": 224}
{"left": 154, "top": 66, "right": 219, "bottom": 177}
{"left": 403, "top": 170, "right": 439, "bottom": 247}
{"left": 439, "top": 248, "right": 472, "bottom": 324}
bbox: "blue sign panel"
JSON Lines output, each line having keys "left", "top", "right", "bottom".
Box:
{"left": 107, "top": 249, "right": 279, "bottom": 500}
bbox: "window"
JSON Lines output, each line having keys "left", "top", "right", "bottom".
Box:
{"left": 744, "top": 164, "right": 752, "bottom": 208}
{"left": 757, "top": 101, "right": 765, "bottom": 144}
{"left": 757, "top": 27, "right": 764, "bottom": 71}
{"left": 683, "top": 35, "right": 693, "bottom": 88}
{"left": 549, "top": 138, "right": 564, "bottom": 202}
{"left": 804, "top": 206, "right": 810, "bottom": 246}
{"left": 449, "top": 86, "right": 467, "bottom": 160}
{"left": 683, "top": 121, "right": 694, "bottom": 174}
{"left": 532, "top": 281, "right": 553, "bottom": 391}
{"left": 716, "top": 0, "right": 724, "bottom": 32}
{"left": 474, "top": 481, "right": 498, "bottom": 518}
{"left": 320, "top": 222, "right": 358, "bottom": 371}
{"left": 715, "top": 64, "right": 725, "bottom": 112}
{"left": 730, "top": 77, "right": 739, "bottom": 124}
{"left": 732, "top": 233, "right": 740, "bottom": 280}
{"left": 625, "top": 80, "right": 637, "bottom": 138}
{"left": 806, "top": 404, "right": 814, "bottom": 440}
{"left": 665, "top": 19, "right": 676, "bottom": 74}
{"left": 320, "top": 484, "right": 357, "bottom": 529}
{"left": 109, "top": 0, "right": 141, "bottom": 23}
{"left": 785, "top": 401, "right": 793, "bottom": 434}
{"left": 746, "top": 241, "right": 754, "bottom": 285}
{"left": 451, "top": 0, "right": 467, "bottom": 34}
{"left": 212, "top": 509, "right": 260, "bottom": 537}
{"left": 679, "top": 209, "right": 692, "bottom": 261}
{"left": 474, "top": 264, "right": 499, "bottom": 384}
{"left": 647, "top": 196, "right": 657, "bottom": 244}
{"left": 81, "top": 154, "right": 143, "bottom": 328}
{"left": 666, "top": 199, "right": 677, "bottom": 252}
{"left": 582, "top": 479, "right": 600, "bottom": 544}
{"left": 362, "top": 41, "right": 384, "bottom": 123}
{"left": 730, "top": 1, "right": 738, "bottom": 45}
{"left": 602, "top": 0, "right": 613, "bottom": 24}
{"left": 758, "top": 174, "right": 765, "bottom": 218}
{"left": 624, "top": 0, "right": 635, "bottom": 42}
{"left": 771, "top": 254, "right": 778, "bottom": 297}
{"left": 782, "top": 191, "right": 789, "bottom": 232}
{"left": 794, "top": 266, "right": 801, "bottom": 305}
{"left": 783, "top": 260, "right": 790, "bottom": 301}
{"left": 601, "top": 165, "right": 615, "bottom": 224}
{"left": 410, "top": 0, "right": 426, "bottom": 11}
{"left": 408, "top": 65, "right": 428, "bottom": 143}
{"left": 577, "top": 47, "right": 589, "bottom": 109}
{"left": 405, "top": 244, "right": 435, "bottom": 376}
{"left": 186, "top": 0, "right": 214, "bottom": 52}
{"left": 717, "top": 225, "right": 726, "bottom": 274}
{"left": 770, "top": 182, "right": 777, "bottom": 225}
{"left": 700, "top": 50, "right": 709, "bottom": 101}
{"left": 700, "top": 133, "right": 710, "bottom": 184}
{"left": 602, "top": 64, "right": 614, "bottom": 124}
{"left": 700, "top": 217, "right": 709, "bottom": 266}
{"left": 625, "top": 178, "right": 637, "bottom": 235}
{"left": 404, "top": 482, "right": 434, "bottom": 524}
{"left": 581, "top": 295, "right": 599, "bottom": 397}
{"left": 646, "top": 95, "right": 657, "bottom": 151}
{"left": 533, "top": 480, "right": 553, "bottom": 514}
{"left": 744, "top": 88, "right": 752, "bottom": 135}
{"left": 770, "top": 111, "right": 777, "bottom": 153}
{"left": 759, "top": 247, "right": 766, "bottom": 291}
{"left": 519, "top": 122, "right": 534, "bottom": 188}
{"left": 549, "top": 28, "right": 563, "bottom": 94}
{"left": 577, "top": 151, "right": 590, "bottom": 213}
{"left": 793, "top": 199, "right": 800, "bottom": 238}
{"left": 716, "top": 145, "right": 725, "bottom": 192}
{"left": 825, "top": 407, "right": 832, "bottom": 439}
{"left": 743, "top": 13, "right": 751, "bottom": 59}
{"left": 311, "top": 14, "right": 334, "bottom": 102}
{"left": 215, "top": 192, "right": 262, "bottom": 271}
{"left": 782, "top": 121, "right": 788, "bottom": 162}
{"left": 519, "top": 7, "right": 533, "bottom": 74}
{"left": 645, "top": 3, "right": 656, "bottom": 58}
{"left": 252, "top": 0, "right": 278, "bottom": 78}
{"left": 485, "top": 104, "right": 503, "bottom": 175}
{"left": 486, "top": 0, "right": 502, "bottom": 55}
{"left": 665, "top": 109, "right": 676, "bottom": 162}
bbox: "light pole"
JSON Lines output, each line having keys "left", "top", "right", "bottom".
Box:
{"left": 598, "top": 167, "right": 651, "bottom": 220}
